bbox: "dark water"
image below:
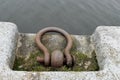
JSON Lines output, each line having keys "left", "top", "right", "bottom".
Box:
{"left": 0, "top": 0, "right": 120, "bottom": 34}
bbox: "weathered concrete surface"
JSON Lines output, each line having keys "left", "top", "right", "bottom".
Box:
{"left": 16, "top": 33, "right": 94, "bottom": 58}
{"left": 92, "top": 26, "right": 120, "bottom": 70}
{"left": 13, "top": 33, "right": 98, "bottom": 71}
{"left": 0, "top": 22, "right": 120, "bottom": 80}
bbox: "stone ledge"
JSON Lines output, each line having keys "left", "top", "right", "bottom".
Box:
{"left": 0, "top": 22, "right": 119, "bottom": 80}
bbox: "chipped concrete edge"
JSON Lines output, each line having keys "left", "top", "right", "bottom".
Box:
{"left": 0, "top": 22, "right": 120, "bottom": 80}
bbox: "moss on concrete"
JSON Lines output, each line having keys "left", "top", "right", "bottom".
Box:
{"left": 13, "top": 34, "right": 99, "bottom": 71}
{"left": 13, "top": 50, "right": 99, "bottom": 71}
{"left": 71, "top": 51, "right": 99, "bottom": 71}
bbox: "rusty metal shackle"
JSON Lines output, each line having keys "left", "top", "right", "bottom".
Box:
{"left": 35, "top": 27, "right": 73, "bottom": 67}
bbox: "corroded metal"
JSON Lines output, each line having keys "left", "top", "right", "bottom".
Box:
{"left": 51, "top": 50, "right": 64, "bottom": 67}
{"left": 35, "top": 27, "right": 74, "bottom": 67}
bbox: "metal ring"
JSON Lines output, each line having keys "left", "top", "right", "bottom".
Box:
{"left": 35, "top": 27, "right": 73, "bottom": 66}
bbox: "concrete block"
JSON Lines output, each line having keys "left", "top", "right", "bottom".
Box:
{"left": 0, "top": 22, "right": 119, "bottom": 80}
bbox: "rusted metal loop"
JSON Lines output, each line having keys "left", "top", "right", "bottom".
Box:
{"left": 35, "top": 27, "right": 73, "bottom": 66}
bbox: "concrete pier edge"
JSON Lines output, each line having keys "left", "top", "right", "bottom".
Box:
{"left": 0, "top": 22, "right": 120, "bottom": 80}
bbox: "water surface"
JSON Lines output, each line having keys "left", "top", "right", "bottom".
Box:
{"left": 0, "top": 0, "right": 120, "bottom": 34}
